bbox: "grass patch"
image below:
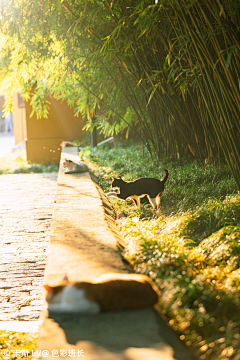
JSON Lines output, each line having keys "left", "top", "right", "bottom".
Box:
{"left": 0, "top": 150, "right": 59, "bottom": 174}
{"left": 90, "top": 140, "right": 236, "bottom": 215}
{"left": 0, "top": 331, "right": 38, "bottom": 359}
{"left": 90, "top": 140, "right": 240, "bottom": 360}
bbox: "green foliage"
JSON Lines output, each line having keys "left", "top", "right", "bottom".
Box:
{"left": 180, "top": 196, "right": 240, "bottom": 243}
{"left": 121, "top": 206, "right": 240, "bottom": 359}
{"left": 0, "top": 0, "right": 240, "bottom": 188}
{"left": 92, "top": 140, "right": 240, "bottom": 359}
{"left": 79, "top": 146, "right": 91, "bottom": 160}
{"left": 198, "top": 226, "right": 240, "bottom": 265}
{"left": 0, "top": 330, "right": 38, "bottom": 359}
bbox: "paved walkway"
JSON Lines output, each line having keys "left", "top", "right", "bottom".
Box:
{"left": 0, "top": 173, "right": 58, "bottom": 323}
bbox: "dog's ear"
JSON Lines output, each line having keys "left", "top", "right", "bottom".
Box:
{"left": 119, "top": 175, "right": 122, "bottom": 179}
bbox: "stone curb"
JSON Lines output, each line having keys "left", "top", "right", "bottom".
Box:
{"left": 35, "top": 147, "right": 196, "bottom": 360}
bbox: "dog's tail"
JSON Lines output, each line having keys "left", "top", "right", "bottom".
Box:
{"left": 162, "top": 168, "right": 169, "bottom": 184}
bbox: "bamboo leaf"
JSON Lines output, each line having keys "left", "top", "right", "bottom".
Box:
{"left": 225, "top": 46, "right": 234, "bottom": 69}
{"left": 146, "top": 83, "right": 159, "bottom": 107}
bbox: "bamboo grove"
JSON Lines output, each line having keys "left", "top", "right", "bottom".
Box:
{"left": 0, "top": 0, "right": 240, "bottom": 187}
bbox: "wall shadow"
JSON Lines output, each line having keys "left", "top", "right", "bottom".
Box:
{"left": 46, "top": 308, "right": 196, "bottom": 360}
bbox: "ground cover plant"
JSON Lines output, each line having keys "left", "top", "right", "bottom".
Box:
{"left": 0, "top": 150, "right": 59, "bottom": 174}
{"left": 90, "top": 140, "right": 240, "bottom": 360}
{"left": 0, "top": 330, "right": 38, "bottom": 359}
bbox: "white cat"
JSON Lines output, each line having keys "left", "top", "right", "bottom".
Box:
{"left": 62, "top": 159, "right": 89, "bottom": 174}
{"left": 44, "top": 273, "right": 160, "bottom": 313}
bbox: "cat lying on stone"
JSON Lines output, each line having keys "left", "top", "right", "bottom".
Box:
{"left": 107, "top": 169, "right": 169, "bottom": 208}
{"left": 62, "top": 159, "right": 89, "bottom": 174}
{"left": 60, "top": 141, "right": 78, "bottom": 148}
{"left": 44, "top": 273, "right": 160, "bottom": 313}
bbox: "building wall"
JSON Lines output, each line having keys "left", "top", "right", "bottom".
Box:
{"left": 25, "top": 96, "right": 84, "bottom": 164}
{"left": 0, "top": 93, "right": 26, "bottom": 141}
{"left": 0, "top": 96, "right": 5, "bottom": 132}
{"left": 12, "top": 93, "right": 26, "bottom": 144}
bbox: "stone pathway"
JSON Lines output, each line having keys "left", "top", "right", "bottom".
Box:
{"left": 0, "top": 173, "right": 57, "bottom": 321}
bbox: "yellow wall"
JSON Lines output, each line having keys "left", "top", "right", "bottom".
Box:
{"left": 12, "top": 93, "right": 26, "bottom": 145}
{"left": 0, "top": 96, "right": 4, "bottom": 132}
{"left": 25, "top": 96, "right": 84, "bottom": 164}
{"left": 0, "top": 92, "right": 26, "bottom": 142}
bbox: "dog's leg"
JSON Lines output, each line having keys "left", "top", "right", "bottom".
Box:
{"left": 129, "top": 195, "right": 140, "bottom": 207}
{"left": 156, "top": 194, "right": 161, "bottom": 208}
{"left": 148, "top": 196, "right": 157, "bottom": 209}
